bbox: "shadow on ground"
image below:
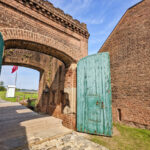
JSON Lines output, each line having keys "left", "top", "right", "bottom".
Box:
{"left": 0, "top": 103, "right": 44, "bottom": 149}
{"left": 0, "top": 102, "right": 71, "bottom": 150}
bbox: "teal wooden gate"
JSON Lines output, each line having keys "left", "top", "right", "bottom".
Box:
{"left": 0, "top": 32, "right": 4, "bottom": 74}
{"left": 77, "top": 52, "right": 112, "bottom": 136}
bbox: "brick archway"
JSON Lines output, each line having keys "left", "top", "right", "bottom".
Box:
{"left": 3, "top": 48, "right": 53, "bottom": 108}
{"left": 0, "top": 0, "right": 89, "bottom": 129}
{"left": 1, "top": 28, "right": 78, "bottom": 129}
{"left": 1, "top": 28, "right": 77, "bottom": 66}
{"left": 2, "top": 48, "right": 77, "bottom": 129}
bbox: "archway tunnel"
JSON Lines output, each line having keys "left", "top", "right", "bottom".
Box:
{"left": 1, "top": 48, "right": 77, "bottom": 129}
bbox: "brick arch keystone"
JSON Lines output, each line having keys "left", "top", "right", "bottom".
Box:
{"left": 0, "top": 28, "right": 77, "bottom": 66}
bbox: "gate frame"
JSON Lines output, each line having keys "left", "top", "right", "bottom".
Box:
{"left": 0, "top": 32, "right": 4, "bottom": 74}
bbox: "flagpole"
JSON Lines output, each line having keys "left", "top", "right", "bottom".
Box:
{"left": 15, "top": 70, "right": 17, "bottom": 87}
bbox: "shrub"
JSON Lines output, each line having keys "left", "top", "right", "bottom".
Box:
{"left": 0, "top": 86, "right": 6, "bottom": 91}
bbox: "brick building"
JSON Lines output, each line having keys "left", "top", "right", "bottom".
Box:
{"left": 99, "top": 0, "right": 150, "bottom": 129}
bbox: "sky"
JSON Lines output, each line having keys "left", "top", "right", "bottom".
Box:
{"left": 0, "top": 66, "right": 40, "bottom": 90}
{"left": 0, "top": 0, "right": 141, "bottom": 90}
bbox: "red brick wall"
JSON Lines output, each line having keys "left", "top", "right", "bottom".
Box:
{"left": 38, "top": 59, "right": 77, "bottom": 129}
{"left": 3, "top": 48, "right": 61, "bottom": 106}
{"left": 0, "top": 0, "right": 88, "bottom": 64}
{"left": 0, "top": 0, "right": 88, "bottom": 130}
{"left": 3, "top": 48, "right": 76, "bottom": 129}
{"left": 99, "top": 0, "right": 150, "bottom": 129}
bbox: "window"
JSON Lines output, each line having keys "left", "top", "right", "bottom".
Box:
{"left": 118, "top": 109, "right": 122, "bottom": 121}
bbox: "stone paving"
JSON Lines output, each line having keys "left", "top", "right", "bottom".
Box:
{"left": 30, "top": 132, "right": 108, "bottom": 150}
{"left": 0, "top": 99, "right": 7, "bottom": 103}
{"left": 0, "top": 100, "right": 108, "bottom": 150}
{"left": 0, "top": 101, "right": 71, "bottom": 150}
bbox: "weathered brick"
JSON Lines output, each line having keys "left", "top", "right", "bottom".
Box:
{"left": 0, "top": 0, "right": 89, "bottom": 130}
{"left": 99, "top": 0, "right": 150, "bottom": 129}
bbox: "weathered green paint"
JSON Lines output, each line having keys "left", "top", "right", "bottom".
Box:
{"left": 0, "top": 32, "right": 4, "bottom": 74}
{"left": 77, "top": 52, "right": 112, "bottom": 136}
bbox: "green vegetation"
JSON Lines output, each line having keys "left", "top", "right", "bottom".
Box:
{"left": 30, "top": 100, "right": 36, "bottom": 108}
{"left": 0, "top": 81, "right": 6, "bottom": 91}
{"left": 0, "top": 86, "right": 6, "bottom": 91}
{"left": 90, "top": 123, "right": 150, "bottom": 150}
{"left": 26, "top": 99, "right": 36, "bottom": 110}
{"left": 0, "top": 81, "right": 4, "bottom": 86}
{"left": 0, "top": 91, "right": 38, "bottom": 102}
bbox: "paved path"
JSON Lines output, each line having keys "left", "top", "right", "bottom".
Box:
{"left": 0, "top": 101, "right": 108, "bottom": 150}
{"left": 30, "top": 132, "right": 108, "bottom": 150}
{"left": 0, "top": 101, "right": 71, "bottom": 150}
{"left": 0, "top": 99, "right": 7, "bottom": 103}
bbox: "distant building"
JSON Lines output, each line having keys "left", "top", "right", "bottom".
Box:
{"left": 6, "top": 85, "right": 16, "bottom": 98}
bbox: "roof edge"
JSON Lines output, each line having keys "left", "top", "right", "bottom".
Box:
{"left": 98, "top": 0, "right": 143, "bottom": 52}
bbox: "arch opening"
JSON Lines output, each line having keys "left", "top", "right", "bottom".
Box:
{"left": 5, "top": 40, "right": 75, "bottom": 67}
{"left": 0, "top": 65, "right": 40, "bottom": 108}
{"left": 2, "top": 48, "right": 77, "bottom": 129}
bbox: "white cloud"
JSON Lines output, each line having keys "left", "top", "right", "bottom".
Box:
{"left": 48, "top": 0, "right": 64, "bottom": 7}
{"left": 65, "top": 0, "right": 92, "bottom": 16}
{"left": 83, "top": 17, "right": 104, "bottom": 25}
{"left": 91, "top": 15, "right": 121, "bottom": 37}
{"left": 49, "top": 0, "right": 92, "bottom": 16}
{"left": 0, "top": 66, "right": 15, "bottom": 86}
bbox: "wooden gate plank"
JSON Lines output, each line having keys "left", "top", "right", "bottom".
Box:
{"left": 77, "top": 52, "right": 112, "bottom": 136}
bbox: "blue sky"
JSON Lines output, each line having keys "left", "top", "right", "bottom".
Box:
{"left": 0, "top": 66, "right": 40, "bottom": 90}
{"left": 0, "top": 0, "right": 141, "bottom": 90}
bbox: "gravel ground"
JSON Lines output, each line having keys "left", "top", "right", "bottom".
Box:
{"left": 30, "top": 132, "right": 108, "bottom": 150}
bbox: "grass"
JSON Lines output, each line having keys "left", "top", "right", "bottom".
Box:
{"left": 0, "top": 91, "right": 38, "bottom": 102}
{"left": 29, "top": 100, "right": 36, "bottom": 108}
{"left": 90, "top": 123, "right": 150, "bottom": 150}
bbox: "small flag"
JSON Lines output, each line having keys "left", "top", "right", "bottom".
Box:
{"left": 11, "top": 66, "right": 18, "bottom": 73}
